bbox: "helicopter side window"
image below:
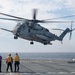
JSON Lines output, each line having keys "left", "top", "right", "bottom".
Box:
{"left": 28, "top": 28, "right": 31, "bottom": 33}
{"left": 22, "top": 25, "right": 26, "bottom": 29}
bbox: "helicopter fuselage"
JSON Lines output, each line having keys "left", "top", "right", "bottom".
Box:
{"left": 13, "top": 22, "right": 58, "bottom": 45}
{"left": 0, "top": 21, "right": 70, "bottom": 45}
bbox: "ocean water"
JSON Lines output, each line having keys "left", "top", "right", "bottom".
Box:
{"left": 0, "top": 52, "right": 75, "bottom": 60}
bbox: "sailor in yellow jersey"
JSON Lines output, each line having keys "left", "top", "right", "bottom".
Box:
{"left": 6, "top": 53, "right": 13, "bottom": 72}
{"left": 14, "top": 53, "right": 20, "bottom": 72}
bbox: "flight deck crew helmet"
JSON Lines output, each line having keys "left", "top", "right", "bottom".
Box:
{"left": 16, "top": 53, "right": 18, "bottom": 55}
{"left": 9, "top": 53, "right": 11, "bottom": 56}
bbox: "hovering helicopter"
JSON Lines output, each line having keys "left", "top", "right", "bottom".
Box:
{"left": 0, "top": 9, "right": 75, "bottom": 45}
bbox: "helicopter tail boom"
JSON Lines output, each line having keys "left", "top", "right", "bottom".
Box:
{"left": 59, "top": 28, "right": 70, "bottom": 41}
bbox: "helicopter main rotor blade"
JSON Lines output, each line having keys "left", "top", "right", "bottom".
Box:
{"left": 0, "top": 18, "right": 21, "bottom": 21}
{"left": 0, "top": 17, "right": 75, "bottom": 23}
{"left": 28, "top": 20, "right": 75, "bottom": 23}
{"left": 40, "top": 20, "right": 75, "bottom": 23}
{"left": 43, "top": 15, "right": 75, "bottom": 20}
{"left": 0, "top": 28, "right": 12, "bottom": 32}
{"left": 33, "top": 9, "right": 37, "bottom": 20}
{"left": 0, "top": 12, "right": 28, "bottom": 20}
{"left": 0, "top": 12, "right": 75, "bottom": 23}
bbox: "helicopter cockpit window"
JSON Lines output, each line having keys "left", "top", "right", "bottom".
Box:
{"left": 17, "top": 23, "right": 21, "bottom": 26}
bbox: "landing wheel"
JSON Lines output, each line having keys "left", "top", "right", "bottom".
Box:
{"left": 43, "top": 43, "right": 47, "bottom": 45}
{"left": 30, "top": 41, "right": 34, "bottom": 45}
{"left": 14, "top": 36, "right": 18, "bottom": 39}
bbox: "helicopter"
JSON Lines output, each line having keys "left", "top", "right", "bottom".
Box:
{"left": 0, "top": 9, "right": 75, "bottom": 45}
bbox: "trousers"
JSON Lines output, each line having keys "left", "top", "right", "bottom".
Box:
{"left": 14, "top": 61, "right": 19, "bottom": 72}
{"left": 6, "top": 62, "right": 13, "bottom": 72}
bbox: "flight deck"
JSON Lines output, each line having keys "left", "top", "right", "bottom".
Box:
{"left": 0, "top": 59, "right": 75, "bottom": 75}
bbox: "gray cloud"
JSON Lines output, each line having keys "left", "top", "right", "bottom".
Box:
{"left": 0, "top": 5, "right": 3, "bottom": 9}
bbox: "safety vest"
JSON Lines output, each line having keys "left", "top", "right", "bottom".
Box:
{"left": 14, "top": 55, "right": 20, "bottom": 61}
{"left": 6, "top": 56, "right": 13, "bottom": 62}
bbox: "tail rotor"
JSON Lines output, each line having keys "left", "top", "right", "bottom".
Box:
{"left": 69, "top": 21, "right": 75, "bottom": 40}
{"left": 52, "top": 21, "right": 75, "bottom": 41}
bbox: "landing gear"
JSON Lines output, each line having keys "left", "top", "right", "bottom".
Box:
{"left": 49, "top": 43, "right": 52, "bottom": 45}
{"left": 43, "top": 41, "right": 52, "bottom": 45}
{"left": 30, "top": 41, "right": 34, "bottom": 45}
{"left": 14, "top": 35, "right": 18, "bottom": 39}
{"left": 42, "top": 40, "right": 47, "bottom": 45}
{"left": 44, "top": 42, "right": 52, "bottom": 45}
{"left": 43, "top": 43, "right": 47, "bottom": 45}
{"left": 14, "top": 33, "right": 19, "bottom": 39}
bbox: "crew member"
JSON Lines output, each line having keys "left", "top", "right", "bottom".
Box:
{"left": 0, "top": 54, "right": 2, "bottom": 72}
{"left": 6, "top": 53, "right": 13, "bottom": 72}
{"left": 14, "top": 53, "right": 20, "bottom": 72}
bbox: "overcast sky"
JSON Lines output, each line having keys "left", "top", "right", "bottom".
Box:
{"left": 0, "top": 0, "right": 75, "bottom": 52}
